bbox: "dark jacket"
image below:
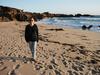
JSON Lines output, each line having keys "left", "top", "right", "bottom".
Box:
{"left": 25, "top": 24, "right": 39, "bottom": 42}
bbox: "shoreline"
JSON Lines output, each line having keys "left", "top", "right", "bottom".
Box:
{"left": 38, "top": 23, "right": 99, "bottom": 33}
{"left": 38, "top": 17, "right": 100, "bottom": 33}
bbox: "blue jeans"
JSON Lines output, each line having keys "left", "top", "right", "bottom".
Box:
{"left": 28, "top": 41, "right": 37, "bottom": 59}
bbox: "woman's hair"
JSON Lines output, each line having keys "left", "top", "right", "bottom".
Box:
{"left": 29, "top": 16, "right": 37, "bottom": 22}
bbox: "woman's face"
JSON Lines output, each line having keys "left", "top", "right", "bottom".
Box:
{"left": 30, "top": 18, "right": 35, "bottom": 24}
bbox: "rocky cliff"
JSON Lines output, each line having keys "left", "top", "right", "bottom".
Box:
{"left": 0, "top": 6, "right": 55, "bottom": 22}
{"left": 0, "top": 6, "right": 93, "bottom": 22}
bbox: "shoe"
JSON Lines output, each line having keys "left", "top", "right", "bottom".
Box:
{"left": 30, "top": 58, "right": 37, "bottom": 63}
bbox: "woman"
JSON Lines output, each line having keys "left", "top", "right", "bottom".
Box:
{"left": 25, "top": 17, "right": 39, "bottom": 60}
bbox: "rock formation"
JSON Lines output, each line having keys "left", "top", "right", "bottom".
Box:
{"left": 0, "top": 6, "right": 93, "bottom": 22}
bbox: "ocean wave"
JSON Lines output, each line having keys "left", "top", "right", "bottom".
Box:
{"left": 39, "top": 17, "right": 100, "bottom": 32}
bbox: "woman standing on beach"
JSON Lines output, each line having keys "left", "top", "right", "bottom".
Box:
{"left": 25, "top": 17, "right": 39, "bottom": 60}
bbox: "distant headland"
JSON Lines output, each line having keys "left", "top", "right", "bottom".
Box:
{"left": 0, "top": 6, "right": 94, "bottom": 22}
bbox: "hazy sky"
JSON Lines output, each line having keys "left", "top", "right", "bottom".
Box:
{"left": 0, "top": 0, "right": 100, "bottom": 15}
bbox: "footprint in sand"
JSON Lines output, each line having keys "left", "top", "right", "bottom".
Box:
{"left": 54, "top": 70, "right": 61, "bottom": 75}
{"left": 8, "top": 69, "right": 21, "bottom": 75}
{"left": 0, "top": 66, "right": 7, "bottom": 71}
{"left": 0, "top": 61, "right": 7, "bottom": 71}
{"left": 8, "top": 64, "right": 21, "bottom": 75}
{"left": 13, "top": 64, "right": 20, "bottom": 70}
{"left": 8, "top": 70, "right": 16, "bottom": 75}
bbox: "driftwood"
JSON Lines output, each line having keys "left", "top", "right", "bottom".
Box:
{"left": 46, "top": 28, "right": 64, "bottom": 31}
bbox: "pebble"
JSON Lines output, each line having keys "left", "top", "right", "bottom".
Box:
{"left": 90, "top": 59, "right": 97, "bottom": 64}
{"left": 75, "top": 56, "right": 82, "bottom": 60}
{"left": 48, "top": 65, "right": 53, "bottom": 69}
{"left": 35, "top": 64, "right": 43, "bottom": 70}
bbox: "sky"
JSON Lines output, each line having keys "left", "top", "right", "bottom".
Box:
{"left": 0, "top": 0, "right": 100, "bottom": 15}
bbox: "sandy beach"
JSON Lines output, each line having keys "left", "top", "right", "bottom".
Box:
{"left": 0, "top": 21, "right": 100, "bottom": 75}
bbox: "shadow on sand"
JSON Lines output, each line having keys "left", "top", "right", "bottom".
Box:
{"left": 0, "top": 56, "right": 34, "bottom": 62}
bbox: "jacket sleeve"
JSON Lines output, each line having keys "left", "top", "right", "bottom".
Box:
{"left": 36, "top": 25, "right": 39, "bottom": 42}
{"left": 25, "top": 25, "right": 29, "bottom": 42}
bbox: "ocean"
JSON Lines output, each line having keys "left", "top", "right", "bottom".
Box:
{"left": 38, "top": 16, "right": 100, "bottom": 32}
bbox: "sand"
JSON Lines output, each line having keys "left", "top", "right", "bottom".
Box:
{"left": 0, "top": 21, "right": 100, "bottom": 75}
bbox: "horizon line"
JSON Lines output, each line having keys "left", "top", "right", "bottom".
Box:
{"left": 0, "top": 5, "right": 100, "bottom": 16}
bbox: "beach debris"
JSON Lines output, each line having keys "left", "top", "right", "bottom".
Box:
{"left": 87, "top": 25, "right": 93, "bottom": 30}
{"left": 82, "top": 25, "right": 87, "bottom": 30}
{"left": 82, "top": 25, "right": 93, "bottom": 30}
{"left": 46, "top": 28, "right": 64, "bottom": 31}
{"left": 98, "top": 26, "right": 100, "bottom": 28}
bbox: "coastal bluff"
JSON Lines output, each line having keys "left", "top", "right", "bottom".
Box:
{"left": 0, "top": 6, "right": 93, "bottom": 22}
